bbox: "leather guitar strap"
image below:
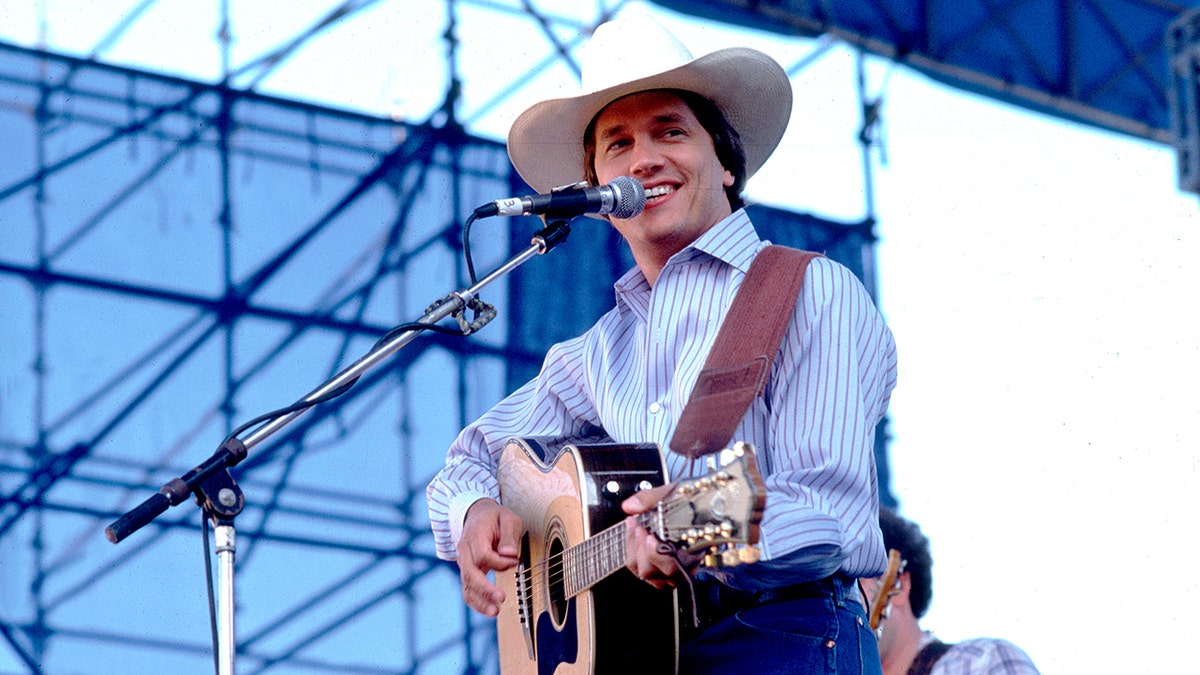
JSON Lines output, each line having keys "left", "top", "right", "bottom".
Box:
{"left": 670, "top": 245, "right": 820, "bottom": 459}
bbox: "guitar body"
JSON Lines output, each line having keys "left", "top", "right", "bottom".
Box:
{"left": 496, "top": 436, "right": 679, "bottom": 675}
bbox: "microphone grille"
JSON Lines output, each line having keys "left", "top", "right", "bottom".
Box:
{"left": 608, "top": 176, "right": 646, "bottom": 219}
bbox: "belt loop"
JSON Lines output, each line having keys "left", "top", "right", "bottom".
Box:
{"left": 835, "top": 572, "right": 868, "bottom": 611}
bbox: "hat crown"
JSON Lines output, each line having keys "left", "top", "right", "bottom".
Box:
{"left": 581, "top": 15, "right": 694, "bottom": 94}
{"left": 507, "top": 14, "right": 792, "bottom": 197}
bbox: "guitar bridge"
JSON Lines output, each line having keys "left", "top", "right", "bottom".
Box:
{"left": 514, "top": 532, "right": 536, "bottom": 659}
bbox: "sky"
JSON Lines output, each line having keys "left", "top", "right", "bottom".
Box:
{"left": 2, "top": 1, "right": 1199, "bottom": 673}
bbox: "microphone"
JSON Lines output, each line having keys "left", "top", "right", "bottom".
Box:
{"left": 474, "top": 176, "right": 646, "bottom": 220}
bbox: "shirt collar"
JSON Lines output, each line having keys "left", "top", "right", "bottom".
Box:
{"left": 686, "top": 208, "right": 760, "bottom": 274}
{"left": 613, "top": 208, "right": 761, "bottom": 316}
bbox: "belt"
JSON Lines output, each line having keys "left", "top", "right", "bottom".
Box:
{"left": 684, "top": 573, "right": 861, "bottom": 635}
{"left": 757, "top": 575, "right": 845, "bottom": 605}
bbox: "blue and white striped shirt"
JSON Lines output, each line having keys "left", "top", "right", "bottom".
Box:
{"left": 426, "top": 209, "right": 898, "bottom": 589}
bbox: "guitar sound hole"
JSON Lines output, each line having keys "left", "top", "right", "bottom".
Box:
{"left": 546, "top": 534, "right": 568, "bottom": 626}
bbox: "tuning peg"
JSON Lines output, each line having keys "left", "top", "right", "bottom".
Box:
{"left": 715, "top": 442, "right": 752, "bottom": 468}
{"left": 720, "top": 548, "right": 741, "bottom": 567}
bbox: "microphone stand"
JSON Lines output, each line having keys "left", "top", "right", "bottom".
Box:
{"left": 105, "top": 219, "right": 573, "bottom": 675}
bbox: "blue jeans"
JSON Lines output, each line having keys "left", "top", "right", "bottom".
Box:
{"left": 679, "top": 575, "right": 882, "bottom": 674}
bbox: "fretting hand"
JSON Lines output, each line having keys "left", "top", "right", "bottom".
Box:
{"left": 621, "top": 484, "right": 704, "bottom": 589}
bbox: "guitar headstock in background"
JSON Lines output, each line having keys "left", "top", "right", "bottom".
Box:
{"left": 868, "top": 549, "right": 905, "bottom": 634}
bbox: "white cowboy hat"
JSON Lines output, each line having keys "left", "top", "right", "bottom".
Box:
{"left": 507, "top": 12, "right": 794, "bottom": 194}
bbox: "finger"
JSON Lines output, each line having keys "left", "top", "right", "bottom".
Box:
{"left": 621, "top": 491, "right": 651, "bottom": 515}
{"left": 625, "top": 520, "right": 680, "bottom": 587}
{"left": 495, "top": 508, "right": 524, "bottom": 559}
{"left": 646, "top": 531, "right": 681, "bottom": 578}
{"left": 643, "top": 577, "right": 672, "bottom": 591}
{"left": 635, "top": 555, "right": 679, "bottom": 588}
{"left": 621, "top": 483, "right": 672, "bottom": 515}
{"left": 458, "top": 529, "right": 516, "bottom": 573}
{"left": 461, "top": 504, "right": 521, "bottom": 571}
{"left": 624, "top": 518, "right": 649, "bottom": 577}
{"left": 463, "top": 578, "right": 503, "bottom": 617}
{"left": 458, "top": 550, "right": 506, "bottom": 616}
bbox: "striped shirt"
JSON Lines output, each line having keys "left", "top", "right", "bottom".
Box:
{"left": 426, "top": 209, "right": 898, "bottom": 589}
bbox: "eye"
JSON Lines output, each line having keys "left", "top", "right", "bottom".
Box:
{"left": 605, "top": 138, "right": 630, "bottom": 153}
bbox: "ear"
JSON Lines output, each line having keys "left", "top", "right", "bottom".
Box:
{"left": 892, "top": 570, "right": 914, "bottom": 612}
{"left": 722, "top": 168, "right": 735, "bottom": 187}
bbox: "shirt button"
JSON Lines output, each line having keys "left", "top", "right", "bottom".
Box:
{"left": 648, "top": 402, "right": 662, "bottom": 415}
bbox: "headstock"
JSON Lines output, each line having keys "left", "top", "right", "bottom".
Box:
{"left": 868, "top": 548, "right": 905, "bottom": 633}
{"left": 654, "top": 441, "right": 766, "bottom": 568}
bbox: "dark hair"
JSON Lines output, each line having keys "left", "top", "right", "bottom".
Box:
{"left": 878, "top": 507, "right": 934, "bottom": 619}
{"left": 583, "top": 89, "right": 747, "bottom": 211}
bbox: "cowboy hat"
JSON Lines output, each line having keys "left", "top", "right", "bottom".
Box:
{"left": 507, "top": 12, "right": 793, "bottom": 195}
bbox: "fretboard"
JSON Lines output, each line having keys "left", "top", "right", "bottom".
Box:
{"left": 561, "top": 512, "right": 655, "bottom": 598}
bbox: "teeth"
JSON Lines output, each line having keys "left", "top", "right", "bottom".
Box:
{"left": 645, "top": 185, "right": 674, "bottom": 198}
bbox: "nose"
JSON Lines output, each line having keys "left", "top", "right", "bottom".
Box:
{"left": 627, "top": 140, "right": 665, "bottom": 178}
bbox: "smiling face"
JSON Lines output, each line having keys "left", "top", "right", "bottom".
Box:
{"left": 588, "top": 90, "right": 736, "bottom": 283}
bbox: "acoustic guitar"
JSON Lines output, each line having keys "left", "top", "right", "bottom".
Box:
{"left": 495, "top": 435, "right": 765, "bottom": 675}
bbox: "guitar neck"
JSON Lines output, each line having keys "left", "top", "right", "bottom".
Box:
{"left": 562, "top": 513, "right": 653, "bottom": 598}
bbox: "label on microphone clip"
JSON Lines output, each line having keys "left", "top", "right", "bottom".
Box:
{"left": 494, "top": 197, "right": 525, "bottom": 217}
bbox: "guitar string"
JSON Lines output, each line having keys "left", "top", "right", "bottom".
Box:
{"left": 511, "top": 491, "right": 703, "bottom": 595}
{"left": 517, "top": 512, "right": 647, "bottom": 576}
{"left": 515, "top": 485, "right": 714, "bottom": 579}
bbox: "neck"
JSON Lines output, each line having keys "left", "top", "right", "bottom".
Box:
{"left": 636, "top": 256, "right": 667, "bottom": 287}
{"left": 880, "top": 617, "right": 926, "bottom": 675}
{"left": 628, "top": 230, "right": 703, "bottom": 287}
{"left": 625, "top": 206, "right": 736, "bottom": 286}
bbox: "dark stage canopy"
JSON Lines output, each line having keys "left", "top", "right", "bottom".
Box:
{"left": 652, "top": 0, "right": 1200, "bottom": 145}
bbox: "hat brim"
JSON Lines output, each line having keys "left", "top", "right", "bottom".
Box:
{"left": 507, "top": 47, "right": 793, "bottom": 195}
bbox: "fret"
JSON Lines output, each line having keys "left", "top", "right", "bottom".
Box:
{"left": 561, "top": 508, "right": 668, "bottom": 598}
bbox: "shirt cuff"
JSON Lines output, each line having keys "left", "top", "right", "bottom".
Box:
{"left": 447, "top": 490, "right": 493, "bottom": 552}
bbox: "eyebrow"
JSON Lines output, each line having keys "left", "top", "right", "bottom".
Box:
{"left": 597, "top": 112, "right": 690, "bottom": 142}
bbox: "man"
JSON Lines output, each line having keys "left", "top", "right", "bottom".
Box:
{"left": 427, "top": 12, "right": 898, "bottom": 673}
{"left": 869, "top": 508, "right": 1040, "bottom": 675}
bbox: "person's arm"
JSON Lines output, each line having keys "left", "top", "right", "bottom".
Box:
{"left": 711, "top": 257, "right": 898, "bottom": 589}
{"left": 425, "top": 332, "right": 607, "bottom": 610}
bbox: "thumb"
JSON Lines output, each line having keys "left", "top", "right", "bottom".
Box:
{"left": 621, "top": 482, "right": 674, "bottom": 515}
{"left": 496, "top": 507, "right": 524, "bottom": 557}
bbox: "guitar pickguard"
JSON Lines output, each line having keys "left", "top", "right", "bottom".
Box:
{"left": 534, "top": 597, "right": 579, "bottom": 675}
